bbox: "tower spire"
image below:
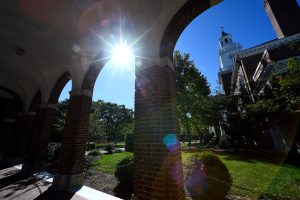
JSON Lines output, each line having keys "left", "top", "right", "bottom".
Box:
{"left": 221, "top": 27, "right": 227, "bottom": 37}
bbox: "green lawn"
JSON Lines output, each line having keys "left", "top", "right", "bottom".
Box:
{"left": 90, "top": 152, "right": 132, "bottom": 173}
{"left": 90, "top": 151, "right": 300, "bottom": 199}
{"left": 183, "top": 152, "right": 300, "bottom": 199}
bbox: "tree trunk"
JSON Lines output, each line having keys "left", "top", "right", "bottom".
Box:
{"left": 194, "top": 123, "right": 202, "bottom": 145}
{"left": 184, "top": 116, "right": 191, "bottom": 146}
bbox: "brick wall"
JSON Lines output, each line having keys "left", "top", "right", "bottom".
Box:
{"left": 25, "top": 107, "right": 55, "bottom": 164}
{"left": 56, "top": 94, "right": 92, "bottom": 175}
{"left": 133, "top": 65, "right": 185, "bottom": 200}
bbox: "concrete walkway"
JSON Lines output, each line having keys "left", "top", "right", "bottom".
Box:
{"left": 0, "top": 166, "right": 122, "bottom": 200}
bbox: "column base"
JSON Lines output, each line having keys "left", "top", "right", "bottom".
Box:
{"left": 52, "top": 173, "right": 84, "bottom": 191}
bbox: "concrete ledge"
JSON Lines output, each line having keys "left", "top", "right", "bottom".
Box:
{"left": 70, "top": 186, "right": 122, "bottom": 200}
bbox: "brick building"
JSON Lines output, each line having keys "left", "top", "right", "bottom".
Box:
{"left": 218, "top": 0, "right": 300, "bottom": 151}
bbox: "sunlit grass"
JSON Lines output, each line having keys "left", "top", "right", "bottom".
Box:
{"left": 90, "top": 152, "right": 133, "bottom": 173}
{"left": 90, "top": 151, "right": 300, "bottom": 199}
{"left": 183, "top": 152, "right": 300, "bottom": 199}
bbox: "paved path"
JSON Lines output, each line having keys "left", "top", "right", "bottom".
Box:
{"left": 0, "top": 166, "right": 122, "bottom": 200}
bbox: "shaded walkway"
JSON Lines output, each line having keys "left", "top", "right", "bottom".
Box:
{"left": 0, "top": 166, "right": 121, "bottom": 200}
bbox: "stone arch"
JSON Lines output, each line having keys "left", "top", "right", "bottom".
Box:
{"left": 160, "top": 0, "right": 223, "bottom": 58}
{"left": 28, "top": 90, "right": 42, "bottom": 112}
{"left": 81, "top": 52, "right": 106, "bottom": 92}
{"left": 21, "top": 72, "right": 72, "bottom": 173}
{"left": 0, "top": 85, "right": 23, "bottom": 114}
{"left": 0, "top": 86, "right": 23, "bottom": 154}
{"left": 48, "top": 71, "right": 71, "bottom": 104}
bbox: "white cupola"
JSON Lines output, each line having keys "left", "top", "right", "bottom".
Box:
{"left": 218, "top": 30, "right": 242, "bottom": 71}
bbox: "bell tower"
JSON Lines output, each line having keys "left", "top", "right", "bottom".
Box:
{"left": 218, "top": 30, "right": 242, "bottom": 72}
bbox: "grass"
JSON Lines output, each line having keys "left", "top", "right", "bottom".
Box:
{"left": 183, "top": 151, "right": 300, "bottom": 199}
{"left": 90, "top": 151, "right": 300, "bottom": 199}
{"left": 89, "top": 152, "right": 133, "bottom": 173}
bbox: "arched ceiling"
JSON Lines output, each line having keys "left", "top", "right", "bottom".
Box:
{"left": 0, "top": 0, "right": 222, "bottom": 111}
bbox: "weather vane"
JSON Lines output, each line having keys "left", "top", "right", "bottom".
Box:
{"left": 221, "top": 27, "right": 224, "bottom": 32}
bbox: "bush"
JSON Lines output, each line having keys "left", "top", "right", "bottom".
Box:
{"left": 87, "top": 150, "right": 102, "bottom": 157}
{"left": 185, "top": 151, "right": 232, "bottom": 200}
{"left": 115, "top": 156, "right": 134, "bottom": 184}
{"left": 45, "top": 143, "right": 61, "bottom": 165}
{"left": 86, "top": 142, "right": 96, "bottom": 151}
{"left": 125, "top": 134, "right": 134, "bottom": 152}
{"left": 106, "top": 143, "right": 114, "bottom": 154}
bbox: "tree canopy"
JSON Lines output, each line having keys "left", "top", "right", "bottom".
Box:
{"left": 52, "top": 99, "right": 134, "bottom": 143}
{"left": 173, "top": 51, "right": 213, "bottom": 144}
{"left": 247, "top": 57, "right": 300, "bottom": 114}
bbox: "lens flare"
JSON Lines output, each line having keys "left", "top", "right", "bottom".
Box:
{"left": 163, "top": 134, "right": 179, "bottom": 150}
{"left": 111, "top": 43, "right": 134, "bottom": 66}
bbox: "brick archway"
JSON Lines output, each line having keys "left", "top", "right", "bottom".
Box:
{"left": 132, "top": 1, "right": 224, "bottom": 199}
{"left": 160, "top": 0, "right": 223, "bottom": 58}
{"left": 4, "top": 90, "right": 42, "bottom": 165}
{"left": 48, "top": 71, "right": 71, "bottom": 104}
{"left": 22, "top": 72, "right": 71, "bottom": 173}
{"left": 81, "top": 52, "right": 106, "bottom": 92}
{"left": 53, "top": 57, "right": 107, "bottom": 190}
{"left": 0, "top": 86, "right": 23, "bottom": 157}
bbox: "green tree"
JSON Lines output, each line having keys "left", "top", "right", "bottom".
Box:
{"left": 173, "top": 51, "right": 211, "bottom": 145}
{"left": 247, "top": 57, "right": 300, "bottom": 113}
{"left": 90, "top": 100, "right": 134, "bottom": 142}
{"left": 51, "top": 99, "right": 69, "bottom": 142}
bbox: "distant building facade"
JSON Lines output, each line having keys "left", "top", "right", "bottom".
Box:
{"left": 218, "top": 0, "right": 300, "bottom": 151}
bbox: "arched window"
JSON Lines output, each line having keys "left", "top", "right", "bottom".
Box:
{"left": 225, "top": 39, "right": 229, "bottom": 44}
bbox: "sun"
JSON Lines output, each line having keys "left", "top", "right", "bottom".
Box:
{"left": 111, "top": 43, "right": 135, "bottom": 67}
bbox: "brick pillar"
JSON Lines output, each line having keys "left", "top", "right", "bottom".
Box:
{"left": 4, "top": 112, "right": 36, "bottom": 165}
{"left": 133, "top": 63, "right": 185, "bottom": 200}
{"left": 22, "top": 104, "right": 56, "bottom": 173}
{"left": 0, "top": 118, "right": 16, "bottom": 155}
{"left": 53, "top": 90, "right": 92, "bottom": 190}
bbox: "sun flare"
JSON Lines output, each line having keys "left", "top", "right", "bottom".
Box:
{"left": 111, "top": 44, "right": 135, "bottom": 67}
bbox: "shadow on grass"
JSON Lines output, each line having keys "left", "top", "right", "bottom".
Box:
{"left": 258, "top": 194, "right": 295, "bottom": 200}
{"left": 206, "top": 149, "right": 291, "bottom": 166}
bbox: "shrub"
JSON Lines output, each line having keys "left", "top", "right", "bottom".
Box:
{"left": 125, "top": 133, "right": 134, "bottom": 152}
{"left": 87, "top": 150, "right": 102, "bottom": 157}
{"left": 106, "top": 143, "right": 114, "bottom": 154}
{"left": 45, "top": 143, "right": 61, "bottom": 164}
{"left": 115, "top": 156, "right": 134, "bottom": 184}
{"left": 185, "top": 151, "right": 232, "bottom": 200}
{"left": 86, "top": 142, "right": 96, "bottom": 151}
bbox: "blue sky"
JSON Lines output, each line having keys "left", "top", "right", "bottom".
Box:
{"left": 59, "top": 0, "right": 297, "bottom": 109}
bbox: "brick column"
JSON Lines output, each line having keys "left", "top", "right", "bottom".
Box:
{"left": 133, "top": 63, "right": 185, "bottom": 200}
{"left": 4, "top": 112, "right": 36, "bottom": 165}
{"left": 22, "top": 104, "right": 56, "bottom": 173}
{"left": 0, "top": 118, "right": 16, "bottom": 155}
{"left": 52, "top": 90, "right": 92, "bottom": 190}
